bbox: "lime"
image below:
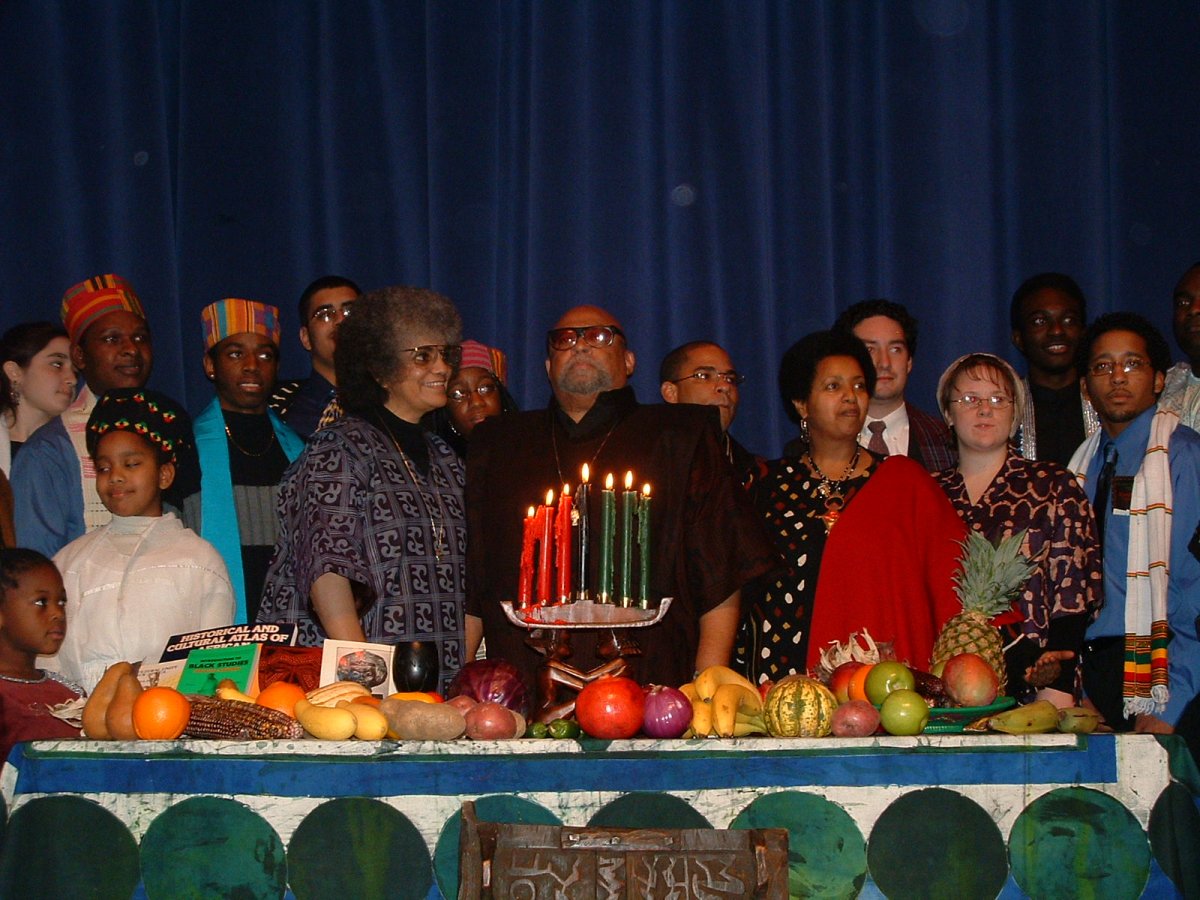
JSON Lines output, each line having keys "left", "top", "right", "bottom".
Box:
{"left": 525, "top": 721, "right": 549, "bottom": 739}
{"left": 548, "top": 718, "right": 581, "bottom": 739}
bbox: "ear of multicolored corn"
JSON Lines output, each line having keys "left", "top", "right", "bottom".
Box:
{"left": 184, "top": 696, "right": 306, "bottom": 740}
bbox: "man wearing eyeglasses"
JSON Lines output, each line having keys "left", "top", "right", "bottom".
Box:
{"left": 269, "top": 275, "right": 360, "bottom": 440}
{"left": 830, "top": 299, "right": 955, "bottom": 472}
{"left": 1159, "top": 261, "right": 1200, "bottom": 430}
{"left": 1068, "top": 312, "right": 1200, "bottom": 758}
{"left": 659, "top": 341, "right": 757, "bottom": 480}
{"left": 465, "top": 306, "right": 778, "bottom": 691}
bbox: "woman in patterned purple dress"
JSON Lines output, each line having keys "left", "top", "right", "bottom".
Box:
{"left": 934, "top": 353, "right": 1102, "bottom": 704}
{"left": 257, "top": 287, "right": 467, "bottom": 693}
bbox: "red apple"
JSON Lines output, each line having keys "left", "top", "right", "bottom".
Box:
{"left": 941, "top": 653, "right": 999, "bottom": 707}
{"left": 828, "top": 661, "right": 865, "bottom": 705}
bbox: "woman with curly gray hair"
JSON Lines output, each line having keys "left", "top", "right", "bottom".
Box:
{"left": 258, "top": 286, "right": 468, "bottom": 693}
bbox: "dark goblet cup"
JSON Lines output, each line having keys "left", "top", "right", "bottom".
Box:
{"left": 393, "top": 640, "right": 440, "bottom": 692}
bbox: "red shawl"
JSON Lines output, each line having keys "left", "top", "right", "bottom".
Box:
{"left": 806, "top": 456, "right": 967, "bottom": 670}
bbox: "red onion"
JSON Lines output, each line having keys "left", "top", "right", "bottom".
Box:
{"left": 641, "top": 684, "right": 693, "bottom": 739}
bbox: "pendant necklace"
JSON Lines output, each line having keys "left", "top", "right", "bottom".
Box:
{"left": 375, "top": 411, "right": 447, "bottom": 561}
{"left": 550, "top": 411, "right": 620, "bottom": 488}
{"left": 224, "top": 421, "right": 277, "bottom": 457}
{"left": 804, "top": 447, "right": 861, "bottom": 533}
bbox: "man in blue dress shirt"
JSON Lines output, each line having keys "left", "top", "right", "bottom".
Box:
{"left": 1070, "top": 312, "right": 1200, "bottom": 759}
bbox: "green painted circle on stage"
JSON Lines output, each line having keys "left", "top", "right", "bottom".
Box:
{"left": 0, "top": 795, "right": 138, "bottom": 899}
{"left": 433, "top": 795, "right": 561, "bottom": 900}
{"left": 1149, "top": 781, "right": 1200, "bottom": 896}
{"left": 868, "top": 788, "right": 1007, "bottom": 900}
{"left": 731, "top": 790, "right": 866, "bottom": 900}
{"left": 587, "top": 791, "right": 712, "bottom": 829}
{"left": 288, "top": 798, "right": 430, "bottom": 900}
{"left": 1009, "top": 786, "right": 1150, "bottom": 899}
{"left": 140, "top": 796, "right": 286, "bottom": 900}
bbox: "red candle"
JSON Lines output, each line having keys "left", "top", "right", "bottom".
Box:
{"left": 555, "top": 484, "right": 573, "bottom": 604}
{"left": 538, "top": 489, "right": 556, "bottom": 606}
{"left": 517, "top": 506, "right": 536, "bottom": 609}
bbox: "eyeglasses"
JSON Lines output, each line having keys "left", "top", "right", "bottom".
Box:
{"left": 447, "top": 381, "right": 499, "bottom": 403}
{"left": 400, "top": 344, "right": 463, "bottom": 367}
{"left": 950, "top": 394, "right": 1014, "bottom": 410}
{"left": 1087, "top": 356, "right": 1150, "bottom": 378}
{"left": 547, "top": 325, "right": 625, "bottom": 351}
{"left": 671, "top": 367, "right": 745, "bottom": 387}
{"left": 309, "top": 302, "right": 355, "bottom": 324}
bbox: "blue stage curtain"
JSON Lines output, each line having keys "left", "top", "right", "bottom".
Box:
{"left": 2, "top": 1, "right": 1197, "bottom": 456}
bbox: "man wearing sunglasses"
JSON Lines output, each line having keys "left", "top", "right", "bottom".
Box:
{"left": 269, "top": 275, "right": 360, "bottom": 440}
{"left": 1068, "top": 312, "right": 1200, "bottom": 760}
{"left": 659, "top": 341, "right": 757, "bottom": 481}
{"left": 465, "top": 305, "right": 777, "bottom": 692}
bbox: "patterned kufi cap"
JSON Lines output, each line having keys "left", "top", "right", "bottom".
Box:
{"left": 200, "top": 298, "right": 281, "bottom": 351}
{"left": 60, "top": 274, "right": 146, "bottom": 344}
{"left": 458, "top": 339, "right": 508, "bottom": 385}
{"left": 86, "top": 388, "right": 190, "bottom": 462}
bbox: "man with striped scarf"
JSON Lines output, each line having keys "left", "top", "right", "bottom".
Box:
{"left": 1070, "top": 312, "right": 1200, "bottom": 760}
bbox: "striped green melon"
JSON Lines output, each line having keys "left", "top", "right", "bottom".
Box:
{"left": 763, "top": 675, "right": 837, "bottom": 737}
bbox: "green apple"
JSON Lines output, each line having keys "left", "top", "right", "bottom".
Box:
{"left": 864, "top": 661, "right": 915, "bottom": 706}
{"left": 880, "top": 689, "right": 930, "bottom": 735}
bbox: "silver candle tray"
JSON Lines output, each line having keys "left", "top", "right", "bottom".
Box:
{"left": 500, "top": 598, "right": 672, "bottom": 630}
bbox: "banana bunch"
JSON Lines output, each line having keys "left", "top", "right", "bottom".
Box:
{"left": 680, "top": 666, "right": 767, "bottom": 738}
{"left": 987, "top": 699, "right": 1060, "bottom": 734}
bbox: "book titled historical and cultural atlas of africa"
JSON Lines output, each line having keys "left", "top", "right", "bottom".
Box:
{"left": 136, "top": 624, "right": 299, "bottom": 693}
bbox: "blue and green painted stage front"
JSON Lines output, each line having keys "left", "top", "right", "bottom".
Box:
{"left": 1, "top": 733, "right": 1197, "bottom": 898}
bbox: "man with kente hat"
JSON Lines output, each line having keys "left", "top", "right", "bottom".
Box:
{"left": 194, "top": 298, "right": 304, "bottom": 624}
{"left": 13, "top": 275, "right": 198, "bottom": 556}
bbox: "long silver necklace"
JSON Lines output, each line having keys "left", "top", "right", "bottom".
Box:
{"left": 550, "top": 411, "right": 620, "bottom": 488}
{"left": 803, "top": 447, "right": 861, "bottom": 533}
{"left": 375, "top": 412, "right": 447, "bottom": 561}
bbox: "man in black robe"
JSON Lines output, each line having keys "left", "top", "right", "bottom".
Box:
{"left": 465, "top": 306, "right": 776, "bottom": 690}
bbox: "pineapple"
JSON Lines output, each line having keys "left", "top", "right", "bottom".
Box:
{"left": 931, "top": 529, "right": 1036, "bottom": 691}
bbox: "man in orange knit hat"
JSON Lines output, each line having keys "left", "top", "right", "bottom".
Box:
{"left": 12, "top": 275, "right": 195, "bottom": 556}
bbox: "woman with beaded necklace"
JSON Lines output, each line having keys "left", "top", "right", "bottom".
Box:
{"left": 257, "top": 286, "right": 467, "bottom": 694}
{"left": 736, "top": 331, "right": 966, "bottom": 685}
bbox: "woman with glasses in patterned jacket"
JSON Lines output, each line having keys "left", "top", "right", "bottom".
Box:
{"left": 257, "top": 286, "right": 468, "bottom": 694}
{"left": 934, "top": 352, "right": 1102, "bottom": 705}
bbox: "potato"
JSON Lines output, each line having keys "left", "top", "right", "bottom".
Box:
{"left": 380, "top": 698, "right": 466, "bottom": 741}
{"left": 464, "top": 702, "right": 523, "bottom": 740}
{"left": 445, "top": 694, "right": 478, "bottom": 714}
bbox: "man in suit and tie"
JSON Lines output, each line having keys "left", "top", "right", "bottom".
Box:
{"left": 833, "top": 299, "right": 956, "bottom": 472}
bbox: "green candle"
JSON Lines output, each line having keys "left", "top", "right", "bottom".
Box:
{"left": 597, "top": 472, "right": 615, "bottom": 603}
{"left": 619, "top": 470, "right": 635, "bottom": 607}
{"left": 638, "top": 483, "right": 652, "bottom": 609}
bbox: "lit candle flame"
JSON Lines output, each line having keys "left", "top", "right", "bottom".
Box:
{"left": 581, "top": 463, "right": 590, "bottom": 484}
{"left": 624, "top": 470, "right": 634, "bottom": 490}
{"left": 527, "top": 506, "right": 536, "bottom": 518}
{"left": 642, "top": 483, "right": 651, "bottom": 497}
{"left": 562, "top": 483, "right": 570, "bottom": 497}
{"left": 545, "top": 488, "right": 555, "bottom": 505}
{"left": 605, "top": 472, "right": 614, "bottom": 490}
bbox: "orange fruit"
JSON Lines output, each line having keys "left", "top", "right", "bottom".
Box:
{"left": 132, "top": 687, "right": 192, "bottom": 740}
{"left": 847, "top": 664, "right": 874, "bottom": 704}
{"left": 387, "top": 691, "right": 438, "bottom": 704}
{"left": 256, "top": 681, "right": 306, "bottom": 718}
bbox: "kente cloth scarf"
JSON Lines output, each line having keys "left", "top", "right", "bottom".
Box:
{"left": 1068, "top": 409, "right": 1178, "bottom": 716}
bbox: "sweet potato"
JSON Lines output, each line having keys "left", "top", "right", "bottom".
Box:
{"left": 380, "top": 697, "right": 466, "bottom": 741}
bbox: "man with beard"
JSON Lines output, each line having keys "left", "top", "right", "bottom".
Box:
{"left": 1011, "top": 272, "right": 1100, "bottom": 465}
{"left": 465, "top": 306, "right": 776, "bottom": 691}
{"left": 1068, "top": 312, "right": 1200, "bottom": 759}
{"left": 194, "top": 299, "right": 304, "bottom": 624}
{"left": 829, "top": 299, "right": 955, "bottom": 472}
{"left": 1159, "top": 261, "right": 1200, "bottom": 429}
{"left": 659, "top": 340, "right": 756, "bottom": 480}
{"left": 12, "top": 275, "right": 197, "bottom": 556}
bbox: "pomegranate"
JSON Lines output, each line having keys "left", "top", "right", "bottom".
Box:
{"left": 941, "top": 653, "right": 999, "bottom": 707}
